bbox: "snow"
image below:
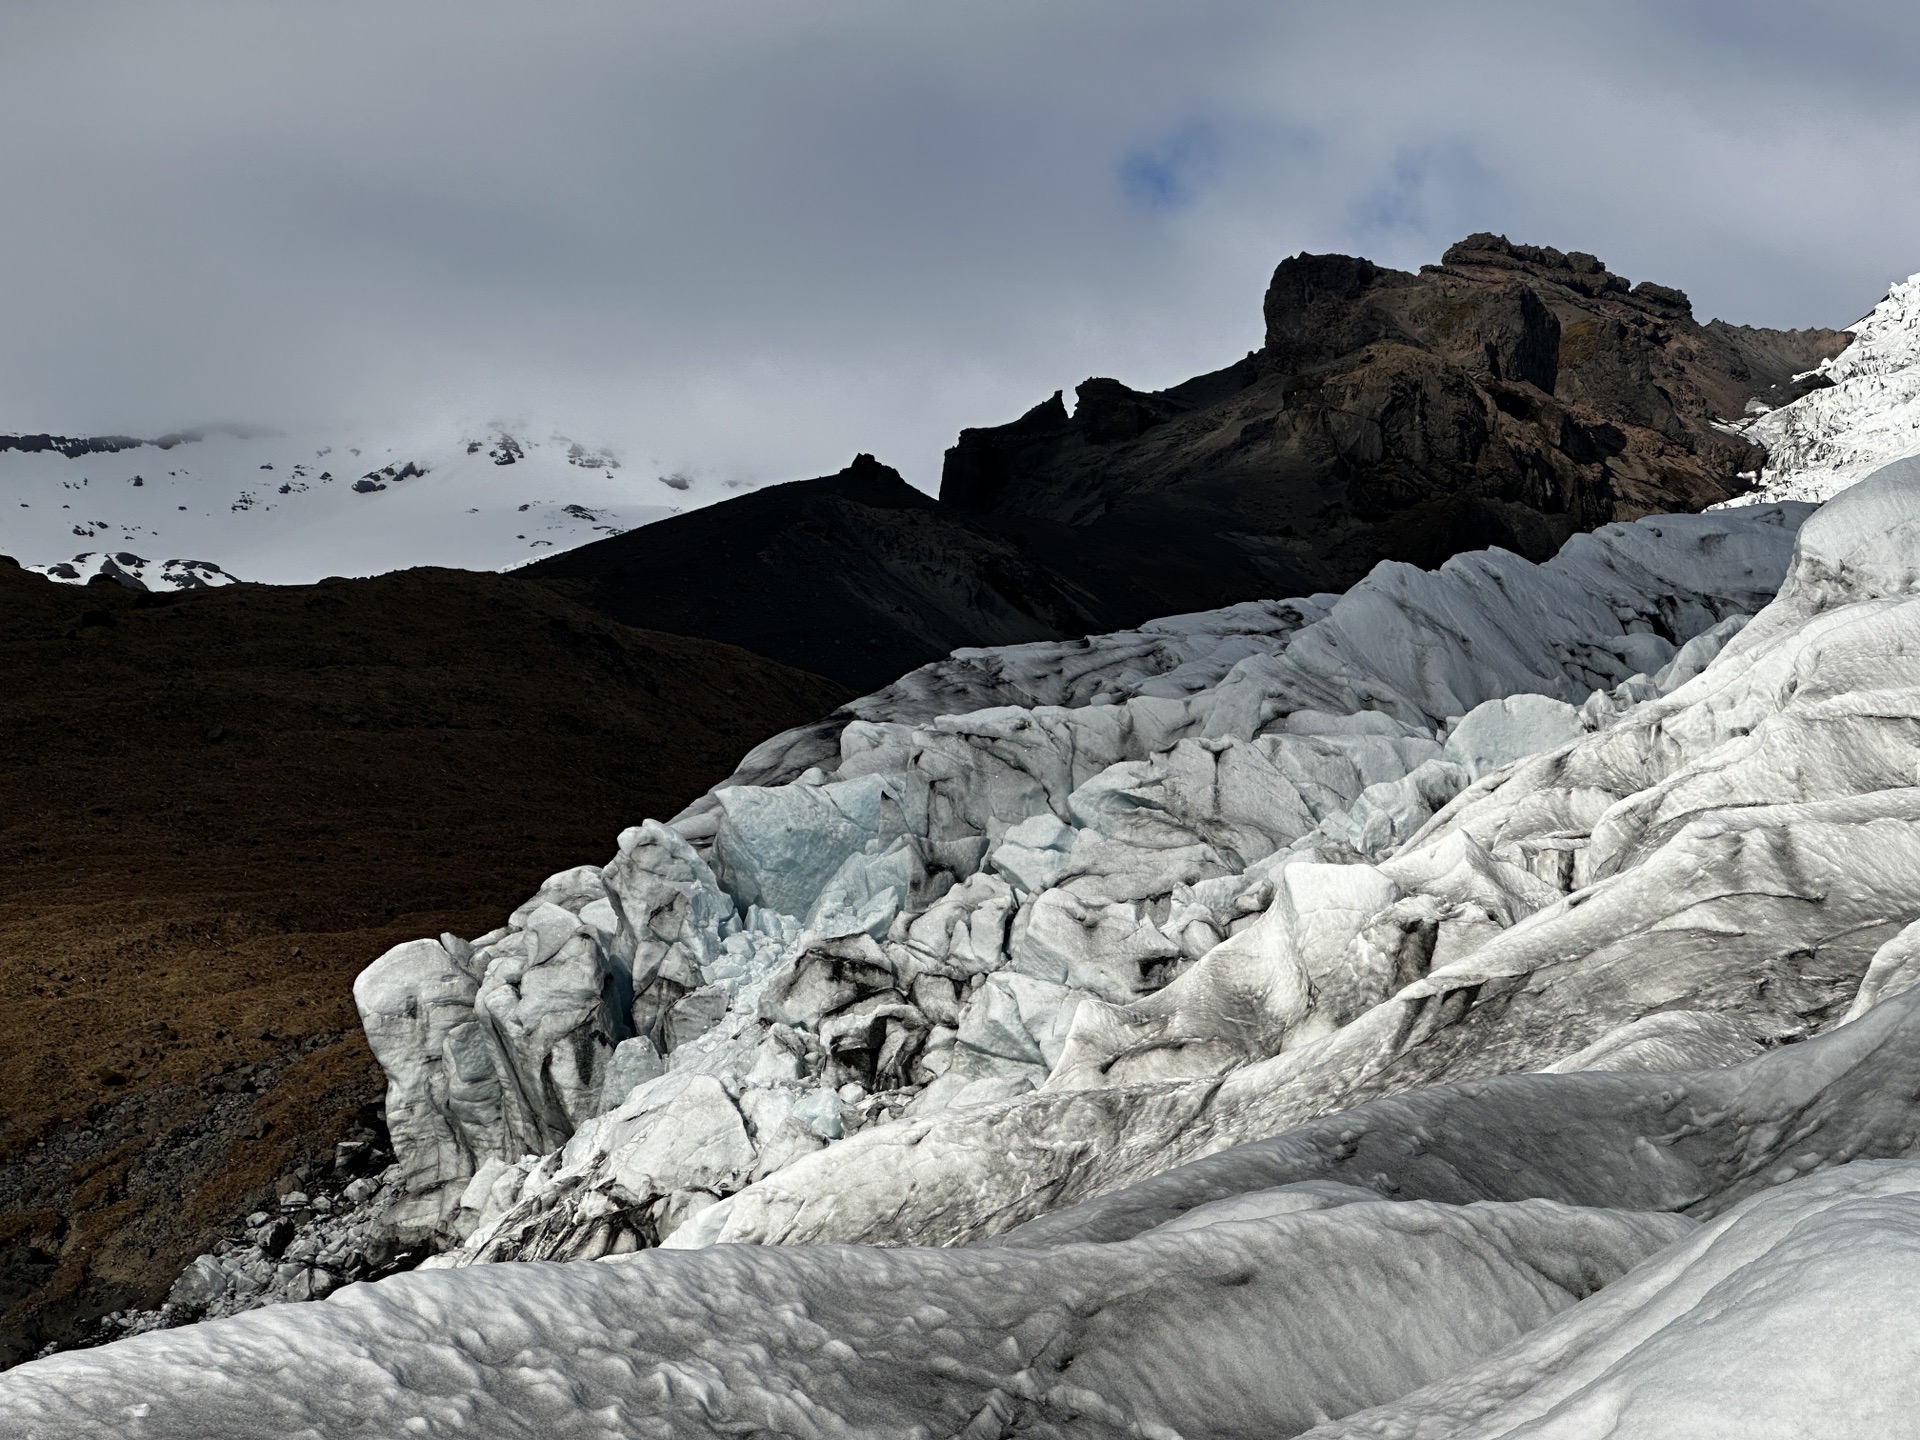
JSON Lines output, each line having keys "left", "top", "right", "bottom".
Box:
{"left": 1723, "top": 271, "right": 1920, "bottom": 505}
{"left": 0, "top": 424, "right": 748, "bottom": 587}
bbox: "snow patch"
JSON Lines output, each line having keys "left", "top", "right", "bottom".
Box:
{"left": 0, "top": 424, "right": 751, "bottom": 587}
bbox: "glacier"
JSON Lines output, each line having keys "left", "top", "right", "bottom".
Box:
{"left": 1307, "top": 1160, "right": 1920, "bottom": 1438}
{"left": 0, "top": 1197, "right": 1694, "bottom": 1438}
{"left": 363, "top": 494, "right": 1807, "bottom": 1264}
{"left": 1730, "top": 269, "right": 1920, "bottom": 506}
{"left": 21, "top": 460, "right": 1920, "bottom": 1431}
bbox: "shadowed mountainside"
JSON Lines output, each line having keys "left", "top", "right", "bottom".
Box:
{"left": 528, "top": 453, "right": 1114, "bottom": 694}
{"left": 534, "top": 235, "right": 1848, "bottom": 691}
{"left": 941, "top": 233, "right": 1851, "bottom": 590}
{"left": 0, "top": 559, "right": 848, "bottom": 1366}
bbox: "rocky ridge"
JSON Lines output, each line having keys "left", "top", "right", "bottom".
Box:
{"left": 523, "top": 235, "right": 1850, "bottom": 692}
{"left": 526, "top": 452, "right": 1121, "bottom": 693}
{"left": 939, "top": 233, "right": 1850, "bottom": 592}
{"left": 33, "top": 553, "right": 238, "bottom": 590}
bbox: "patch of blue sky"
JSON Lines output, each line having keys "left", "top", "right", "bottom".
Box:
{"left": 1348, "top": 141, "right": 1503, "bottom": 251}
{"left": 1118, "top": 120, "right": 1221, "bottom": 213}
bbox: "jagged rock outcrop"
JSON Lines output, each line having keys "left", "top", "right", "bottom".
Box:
{"left": 529, "top": 454, "right": 1117, "bottom": 691}
{"left": 942, "top": 233, "right": 1851, "bottom": 592}
{"left": 524, "top": 238, "right": 1848, "bottom": 691}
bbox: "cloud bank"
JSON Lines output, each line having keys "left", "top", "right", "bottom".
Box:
{"left": 4, "top": 0, "right": 1917, "bottom": 489}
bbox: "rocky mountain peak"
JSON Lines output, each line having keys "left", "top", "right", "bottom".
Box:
{"left": 1437, "top": 233, "right": 1697, "bottom": 324}
{"left": 1441, "top": 231, "right": 1627, "bottom": 291}
{"left": 1259, "top": 250, "right": 1417, "bottom": 362}
{"left": 942, "top": 234, "right": 1851, "bottom": 597}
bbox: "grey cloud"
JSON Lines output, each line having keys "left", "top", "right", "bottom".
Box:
{"left": 2, "top": 1, "right": 1917, "bottom": 490}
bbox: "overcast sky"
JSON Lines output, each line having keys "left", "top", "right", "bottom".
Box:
{"left": 5, "top": 1, "right": 1919, "bottom": 490}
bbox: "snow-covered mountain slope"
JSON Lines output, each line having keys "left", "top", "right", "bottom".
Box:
{"left": 27, "top": 468, "right": 1920, "bottom": 1431}
{"left": 1728, "top": 271, "right": 1920, "bottom": 503}
{"left": 0, "top": 425, "right": 748, "bottom": 587}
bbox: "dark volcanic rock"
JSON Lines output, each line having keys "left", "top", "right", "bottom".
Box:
{"left": 528, "top": 454, "right": 1118, "bottom": 693}
{"left": 942, "top": 232, "right": 1853, "bottom": 591}
{"left": 0, "top": 430, "right": 209, "bottom": 459}
{"left": 531, "top": 236, "right": 1851, "bottom": 689}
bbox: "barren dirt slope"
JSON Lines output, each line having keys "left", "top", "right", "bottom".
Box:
{"left": 0, "top": 560, "right": 848, "bottom": 1365}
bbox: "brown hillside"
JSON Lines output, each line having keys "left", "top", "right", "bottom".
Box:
{"left": 0, "top": 561, "right": 848, "bottom": 1366}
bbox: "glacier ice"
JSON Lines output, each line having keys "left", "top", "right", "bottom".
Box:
{"left": 986, "top": 979, "right": 1920, "bottom": 1249}
{"left": 1305, "top": 1160, "right": 1920, "bottom": 1438}
{"left": 327, "top": 494, "right": 1812, "bottom": 1268}
{"left": 0, "top": 1196, "right": 1691, "bottom": 1438}
{"left": 19, "top": 1008, "right": 1920, "bottom": 1433}
{"left": 351, "top": 935, "right": 488, "bottom": 1235}
{"left": 692, "top": 467, "right": 1920, "bottom": 1253}
{"left": 38, "top": 461, "right": 1920, "bottom": 1431}
{"left": 1443, "top": 692, "right": 1584, "bottom": 781}
{"left": 1734, "top": 271, "right": 1920, "bottom": 506}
